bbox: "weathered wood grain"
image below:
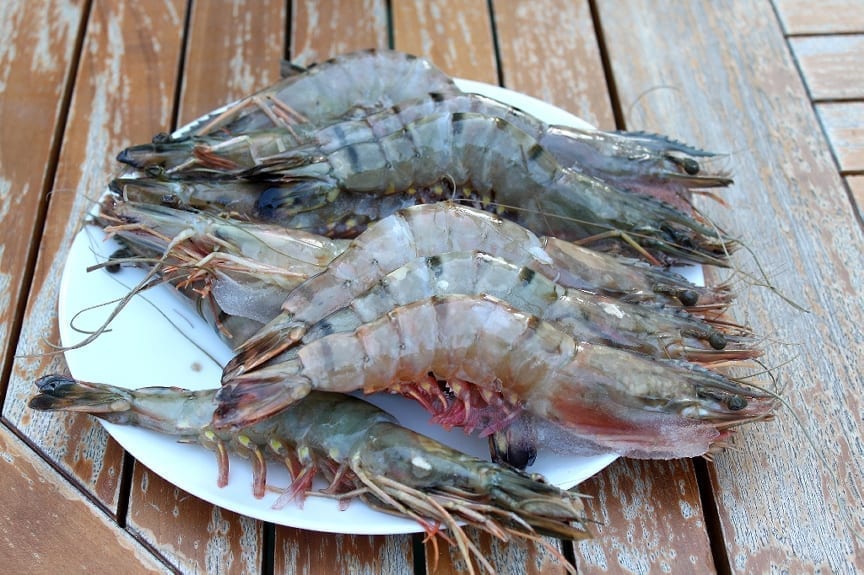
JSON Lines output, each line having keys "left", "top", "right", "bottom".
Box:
{"left": 0, "top": 0, "right": 84, "bottom": 395}
{"left": 289, "top": 0, "right": 388, "bottom": 64}
{"left": 392, "top": 0, "right": 498, "bottom": 83}
{"left": 492, "top": 0, "right": 615, "bottom": 129}
{"left": 0, "top": 423, "right": 169, "bottom": 574}
{"left": 597, "top": 1, "right": 864, "bottom": 572}
{"left": 789, "top": 34, "right": 864, "bottom": 100}
{"left": 817, "top": 102, "right": 864, "bottom": 172}
{"left": 848, "top": 175, "right": 864, "bottom": 217}
{"left": 773, "top": 0, "right": 864, "bottom": 35}
{"left": 4, "top": 0, "right": 187, "bottom": 515}
{"left": 126, "top": 463, "right": 262, "bottom": 574}
{"left": 274, "top": 528, "right": 414, "bottom": 574}
{"left": 178, "top": 0, "right": 287, "bottom": 127}
{"left": 576, "top": 459, "right": 714, "bottom": 573}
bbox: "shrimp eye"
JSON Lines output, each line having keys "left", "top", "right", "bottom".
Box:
{"left": 106, "top": 248, "right": 132, "bottom": 273}
{"left": 678, "top": 289, "right": 699, "bottom": 307}
{"left": 727, "top": 395, "right": 747, "bottom": 411}
{"left": 682, "top": 158, "right": 700, "bottom": 175}
{"left": 708, "top": 332, "right": 727, "bottom": 350}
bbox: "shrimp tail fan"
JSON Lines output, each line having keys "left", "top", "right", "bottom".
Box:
{"left": 213, "top": 375, "right": 311, "bottom": 430}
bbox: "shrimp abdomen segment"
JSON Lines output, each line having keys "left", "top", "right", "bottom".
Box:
{"left": 297, "top": 295, "right": 570, "bottom": 400}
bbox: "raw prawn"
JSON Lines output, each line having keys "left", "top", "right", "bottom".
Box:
{"left": 293, "top": 250, "right": 756, "bottom": 366}
{"left": 118, "top": 89, "right": 731, "bottom": 204}
{"left": 237, "top": 111, "right": 733, "bottom": 264}
{"left": 225, "top": 202, "right": 730, "bottom": 378}
{"left": 217, "top": 294, "right": 775, "bottom": 459}
{"left": 158, "top": 49, "right": 458, "bottom": 141}
{"left": 29, "top": 377, "right": 588, "bottom": 575}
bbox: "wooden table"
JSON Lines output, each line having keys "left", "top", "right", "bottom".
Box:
{"left": 2, "top": 1, "right": 862, "bottom": 573}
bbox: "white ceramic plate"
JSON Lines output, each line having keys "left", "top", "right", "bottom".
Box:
{"left": 58, "top": 80, "right": 640, "bottom": 535}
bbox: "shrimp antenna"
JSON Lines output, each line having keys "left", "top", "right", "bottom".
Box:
{"left": 687, "top": 203, "right": 809, "bottom": 313}
{"left": 21, "top": 266, "right": 181, "bottom": 358}
{"left": 625, "top": 84, "right": 682, "bottom": 127}
{"left": 722, "top": 373, "right": 864, "bottom": 546}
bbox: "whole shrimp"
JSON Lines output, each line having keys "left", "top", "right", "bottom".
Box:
{"left": 236, "top": 110, "right": 733, "bottom": 264}
{"left": 29, "top": 377, "right": 588, "bottom": 575}
{"left": 293, "top": 250, "right": 756, "bottom": 369}
{"left": 118, "top": 89, "right": 732, "bottom": 205}
{"left": 224, "top": 202, "right": 731, "bottom": 378}
{"left": 217, "top": 293, "right": 774, "bottom": 459}
{"left": 155, "top": 49, "right": 458, "bottom": 141}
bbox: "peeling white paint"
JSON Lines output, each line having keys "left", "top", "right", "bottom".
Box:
{"left": 31, "top": 0, "right": 80, "bottom": 76}
{"left": 0, "top": 2, "right": 23, "bottom": 93}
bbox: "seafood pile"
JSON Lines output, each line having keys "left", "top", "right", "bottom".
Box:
{"left": 29, "top": 50, "right": 776, "bottom": 574}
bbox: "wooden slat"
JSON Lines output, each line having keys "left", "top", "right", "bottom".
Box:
{"left": 126, "top": 464, "right": 262, "bottom": 573}
{"left": 817, "top": 102, "right": 864, "bottom": 172}
{"left": 789, "top": 35, "right": 864, "bottom": 100}
{"left": 290, "top": 0, "right": 389, "bottom": 64}
{"left": 0, "top": 0, "right": 84, "bottom": 393}
{"left": 275, "top": 5, "right": 413, "bottom": 572}
{"left": 178, "top": 0, "right": 288, "bottom": 127}
{"left": 773, "top": 0, "right": 864, "bottom": 35}
{"left": 597, "top": 1, "right": 864, "bottom": 572}
{"left": 576, "top": 460, "right": 714, "bottom": 573}
{"left": 492, "top": 0, "right": 615, "bottom": 130}
{"left": 392, "top": 0, "right": 498, "bottom": 84}
{"left": 0, "top": 424, "right": 168, "bottom": 574}
{"left": 275, "top": 528, "right": 414, "bottom": 574}
{"left": 3, "top": 0, "right": 187, "bottom": 514}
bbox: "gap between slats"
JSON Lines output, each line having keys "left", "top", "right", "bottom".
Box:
{"left": 0, "top": 0, "right": 91, "bottom": 410}
{"left": 771, "top": 6, "right": 864, "bottom": 235}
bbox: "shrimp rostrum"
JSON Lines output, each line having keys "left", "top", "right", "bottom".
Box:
{"left": 218, "top": 294, "right": 775, "bottom": 460}
{"left": 29, "top": 377, "right": 588, "bottom": 575}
